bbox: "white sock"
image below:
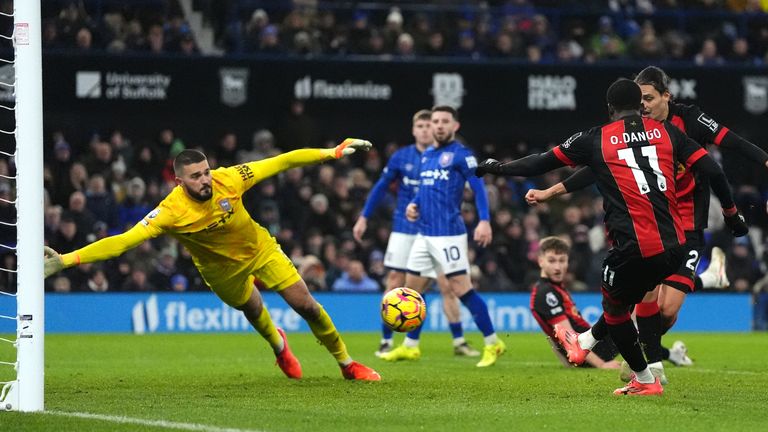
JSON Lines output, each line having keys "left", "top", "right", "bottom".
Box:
{"left": 483, "top": 333, "right": 498, "bottom": 345}
{"left": 577, "top": 330, "right": 597, "bottom": 350}
{"left": 648, "top": 361, "right": 664, "bottom": 370}
{"left": 404, "top": 337, "right": 420, "bottom": 348}
{"left": 381, "top": 338, "right": 393, "bottom": 345}
{"left": 339, "top": 358, "right": 353, "bottom": 366}
{"left": 453, "top": 337, "right": 466, "bottom": 347}
{"left": 699, "top": 271, "right": 717, "bottom": 289}
{"left": 634, "top": 367, "right": 655, "bottom": 384}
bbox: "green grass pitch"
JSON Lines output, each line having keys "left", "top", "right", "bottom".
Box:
{"left": 2, "top": 332, "right": 767, "bottom": 431}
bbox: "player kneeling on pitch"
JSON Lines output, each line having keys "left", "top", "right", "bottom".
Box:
{"left": 43, "top": 139, "right": 381, "bottom": 381}
{"left": 530, "top": 236, "right": 620, "bottom": 369}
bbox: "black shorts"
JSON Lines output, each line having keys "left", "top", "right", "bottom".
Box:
{"left": 662, "top": 230, "right": 703, "bottom": 294}
{"left": 600, "top": 246, "right": 686, "bottom": 305}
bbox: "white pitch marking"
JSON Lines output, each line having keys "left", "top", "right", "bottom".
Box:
{"left": 45, "top": 410, "right": 265, "bottom": 432}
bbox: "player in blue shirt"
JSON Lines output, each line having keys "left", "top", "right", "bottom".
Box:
{"left": 380, "top": 106, "right": 507, "bottom": 367}
{"left": 353, "top": 109, "right": 480, "bottom": 358}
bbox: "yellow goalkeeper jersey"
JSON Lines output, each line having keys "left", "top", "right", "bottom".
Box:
{"left": 61, "top": 148, "right": 337, "bottom": 276}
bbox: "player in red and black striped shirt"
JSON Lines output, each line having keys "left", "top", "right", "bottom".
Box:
{"left": 530, "top": 237, "right": 619, "bottom": 369}
{"left": 526, "top": 66, "right": 766, "bottom": 383}
{"left": 476, "top": 79, "right": 747, "bottom": 396}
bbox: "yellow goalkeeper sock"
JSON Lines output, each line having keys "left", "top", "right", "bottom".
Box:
{"left": 306, "top": 304, "right": 351, "bottom": 365}
{"left": 250, "top": 307, "right": 283, "bottom": 353}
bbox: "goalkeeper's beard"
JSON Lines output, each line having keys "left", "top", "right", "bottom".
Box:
{"left": 185, "top": 184, "right": 213, "bottom": 202}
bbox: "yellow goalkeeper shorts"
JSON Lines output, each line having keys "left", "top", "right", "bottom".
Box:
{"left": 200, "top": 243, "right": 302, "bottom": 308}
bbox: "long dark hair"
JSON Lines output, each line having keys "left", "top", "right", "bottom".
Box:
{"left": 635, "top": 66, "right": 671, "bottom": 96}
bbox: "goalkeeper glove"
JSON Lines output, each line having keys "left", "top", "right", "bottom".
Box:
{"left": 44, "top": 246, "right": 64, "bottom": 278}
{"left": 475, "top": 158, "right": 502, "bottom": 177}
{"left": 723, "top": 208, "right": 748, "bottom": 237}
{"left": 333, "top": 138, "right": 372, "bottom": 158}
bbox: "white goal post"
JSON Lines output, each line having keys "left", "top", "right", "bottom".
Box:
{"left": 0, "top": 0, "right": 44, "bottom": 412}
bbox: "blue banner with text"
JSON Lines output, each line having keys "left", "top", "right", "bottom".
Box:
{"left": 14, "top": 292, "right": 750, "bottom": 334}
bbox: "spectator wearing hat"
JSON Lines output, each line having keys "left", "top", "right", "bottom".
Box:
{"left": 170, "top": 274, "right": 188, "bottom": 292}
{"left": 383, "top": 7, "right": 404, "bottom": 49}
{"left": 259, "top": 24, "right": 282, "bottom": 54}
{"left": 178, "top": 31, "right": 199, "bottom": 55}
{"left": 299, "top": 254, "right": 327, "bottom": 291}
{"left": 85, "top": 174, "right": 119, "bottom": 230}
{"left": 240, "top": 8, "right": 270, "bottom": 52}
{"left": 348, "top": 10, "right": 372, "bottom": 54}
{"left": 49, "top": 132, "right": 73, "bottom": 189}
{"left": 117, "top": 177, "right": 152, "bottom": 230}
{"left": 367, "top": 250, "right": 386, "bottom": 290}
{"left": 589, "top": 16, "right": 626, "bottom": 60}
{"left": 454, "top": 30, "right": 482, "bottom": 59}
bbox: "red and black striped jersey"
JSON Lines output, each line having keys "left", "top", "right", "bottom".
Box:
{"left": 530, "top": 278, "right": 591, "bottom": 337}
{"left": 553, "top": 114, "right": 707, "bottom": 258}
{"left": 667, "top": 102, "right": 730, "bottom": 231}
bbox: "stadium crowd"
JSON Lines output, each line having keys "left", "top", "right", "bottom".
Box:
{"left": 35, "top": 0, "right": 768, "bottom": 65}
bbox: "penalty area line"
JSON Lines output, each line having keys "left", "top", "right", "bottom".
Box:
{"left": 45, "top": 410, "right": 265, "bottom": 432}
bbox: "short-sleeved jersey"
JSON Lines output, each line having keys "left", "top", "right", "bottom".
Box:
{"left": 413, "top": 140, "right": 483, "bottom": 236}
{"left": 140, "top": 162, "right": 279, "bottom": 271}
{"left": 530, "top": 278, "right": 591, "bottom": 337}
{"left": 552, "top": 115, "right": 707, "bottom": 258}
{"left": 361, "top": 144, "right": 424, "bottom": 235}
{"left": 667, "top": 102, "right": 730, "bottom": 231}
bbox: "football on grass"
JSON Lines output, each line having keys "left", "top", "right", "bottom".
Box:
{"left": 381, "top": 287, "right": 427, "bottom": 332}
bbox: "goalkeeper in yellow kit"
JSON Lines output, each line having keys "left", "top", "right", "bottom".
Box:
{"left": 44, "top": 139, "right": 381, "bottom": 381}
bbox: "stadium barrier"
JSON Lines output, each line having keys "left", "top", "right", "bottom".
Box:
{"left": 43, "top": 53, "right": 768, "bottom": 148}
{"left": 36, "top": 292, "right": 752, "bottom": 333}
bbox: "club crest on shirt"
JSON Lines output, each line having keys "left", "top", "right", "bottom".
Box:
{"left": 439, "top": 152, "right": 454, "bottom": 167}
{"left": 141, "top": 208, "right": 160, "bottom": 226}
{"left": 218, "top": 198, "right": 232, "bottom": 212}
{"left": 546, "top": 292, "right": 559, "bottom": 307}
{"left": 404, "top": 163, "right": 413, "bottom": 172}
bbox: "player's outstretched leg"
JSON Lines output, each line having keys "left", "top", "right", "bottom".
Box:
{"left": 307, "top": 303, "right": 380, "bottom": 381}
{"left": 239, "top": 290, "right": 303, "bottom": 379}
{"left": 281, "top": 280, "right": 380, "bottom": 381}
{"left": 275, "top": 328, "right": 302, "bottom": 379}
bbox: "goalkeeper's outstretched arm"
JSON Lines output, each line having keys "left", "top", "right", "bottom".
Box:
{"left": 232, "top": 138, "right": 372, "bottom": 192}
{"left": 44, "top": 223, "right": 153, "bottom": 278}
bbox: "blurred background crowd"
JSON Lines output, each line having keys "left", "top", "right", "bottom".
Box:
{"left": 0, "top": 0, "right": 766, "bottom": 327}
{"left": 17, "top": 0, "right": 768, "bottom": 64}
